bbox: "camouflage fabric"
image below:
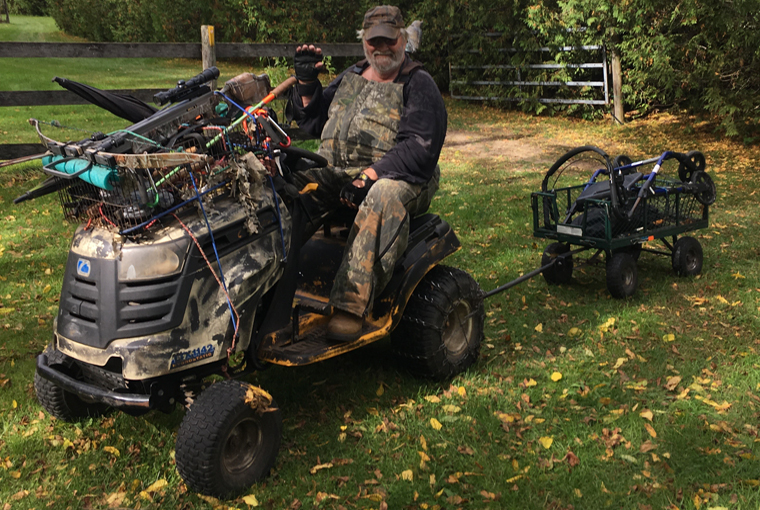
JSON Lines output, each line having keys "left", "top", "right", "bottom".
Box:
{"left": 318, "top": 72, "right": 403, "bottom": 172}
{"left": 290, "top": 73, "right": 439, "bottom": 316}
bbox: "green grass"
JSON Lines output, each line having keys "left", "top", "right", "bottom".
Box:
{"left": 0, "top": 15, "right": 83, "bottom": 42}
{"left": 1, "top": 16, "right": 760, "bottom": 510}
{"left": 2, "top": 105, "right": 759, "bottom": 510}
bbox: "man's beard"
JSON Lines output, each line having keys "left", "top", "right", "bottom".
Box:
{"left": 364, "top": 43, "right": 405, "bottom": 76}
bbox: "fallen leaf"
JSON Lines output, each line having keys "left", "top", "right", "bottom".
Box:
{"left": 430, "top": 418, "right": 442, "bottom": 430}
{"left": 613, "top": 358, "right": 627, "bottom": 369}
{"left": 144, "top": 479, "right": 167, "bottom": 493}
{"left": 539, "top": 436, "right": 553, "bottom": 449}
{"left": 664, "top": 376, "right": 682, "bottom": 391}
{"left": 551, "top": 372, "right": 563, "bottom": 382}
{"left": 645, "top": 423, "right": 657, "bottom": 438}
{"left": 639, "top": 410, "right": 654, "bottom": 421}
{"left": 401, "top": 470, "right": 413, "bottom": 481}
{"left": 103, "top": 446, "right": 120, "bottom": 457}
{"left": 442, "top": 405, "right": 461, "bottom": 414}
{"left": 535, "top": 323, "right": 543, "bottom": 333}
{"left": 524, "top": 378, "right": 538, "bottom": 387}
{"left": 425, "top": 395, "right": 441, "bottom": 403}
{"left": 640, "top": 441, "right": 657, "bottom": 453}
{"left": 662, "top": 334, "right": 675, "bottom": 342}
{"left": 309, "top": 462, "right": 333, "bottom": 475}
{"left": 376, "top": 383, "right": 384, "bottom": 396}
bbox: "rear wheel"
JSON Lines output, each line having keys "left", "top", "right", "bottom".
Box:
{"left": 541, "top": 242, "right": 573, "bottom": 285}
{"left": 175, "top": 380, "right": 282, "bottom": 498}
{"left": 35, "top": 345, "right": 110, "bottom": 422}
{"left": 606, "top": 252, "right": 638, "bottom": 298}
{"left": 678, "top": 150, "right": 706, "bottom": 182}
{"left": 392, "top": 266, "right": 484, "bottom": 380}
{"left": 672, "top": 236, "right": 703, "bottom": 276}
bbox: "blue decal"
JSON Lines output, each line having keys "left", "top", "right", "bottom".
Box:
{"left": 170, "top": 344, "right": 215, "bottom": 369}
{"left": 76, "top": 258, "right": 91, "bottom": 277}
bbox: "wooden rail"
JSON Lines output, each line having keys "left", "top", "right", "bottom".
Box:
{"left": 0, "top": 34, "right": 363, "bottom": 160}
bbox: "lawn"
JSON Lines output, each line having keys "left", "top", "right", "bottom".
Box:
{"left": 1, "top": 15, "right": 760, "bottom": 510}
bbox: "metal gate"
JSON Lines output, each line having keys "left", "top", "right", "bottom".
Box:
{"left": 449, "top": 34, "right": 609, "bottom": 106}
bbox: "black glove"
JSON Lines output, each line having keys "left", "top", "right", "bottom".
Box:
{"left": 340, "top": 173, "right": 375, "bottom": 207}
{"left": 294, "top": 48, "right": 323, "bottom": 83}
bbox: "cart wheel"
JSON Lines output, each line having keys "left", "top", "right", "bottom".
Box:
{"left": 672, "top": 236, "right": 703, "bottom": 277}
{"left": 606, "top": 252, "right": 638, "bottom": 298}
{"left": 541, "top": 243, "right": 573, "bottom": 285}
{"left": 35, "top": 345, "right": 110, "bottom": 422}
{"left": 623, "top": 244, "right": 643, "bottom": 261}
{"left": 392, "top": 266, "right": 484, "bottom": 380}
{"left": 691, "top": 171, "right": 716, "bottom": 206}
{"left": 678, "top": 150, "right": 706, "bottom": 182}
{"left": 175, "top": 380, "right": 282, "bottom": 498}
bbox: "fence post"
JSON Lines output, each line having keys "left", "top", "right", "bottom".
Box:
{"left": 610, "top": 41, "right": 624, "bottom": 125}
{"left": 201, "top": 25, "right": 217, "bottom": 89}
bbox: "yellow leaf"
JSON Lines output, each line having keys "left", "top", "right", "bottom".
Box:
{"left": 693, "top": 494, "right": 702, "bottom": 509}
{"left": 512, "top": 458, "right": 519, "bottom": 471}
{"left": 10, "top": 471, "right": 21, "bottom": 479}
{"left": 645, "top": 423, "right": 657, "bottom": 438}
{"left": 103, "top": 446, "right": 120, "bottom": 457}
{"left": 442, "top": 405, "right": 461, "bottom": 414}
{"left": 525, "top": 378, "right": 537, "bottom": 387}
{"left": 425, "top": 395, "right": 440, "bottom": 403}
{"left": 309, "top": 462, "right": 333, "bottom": 474}
{"left": 506, "top": 474, "right": 523, "bottom": 483}
{"left": 0, "top": 308, "right": 14, "bottom": 315}
{"left": 242, "top": 494, "right": 259, "bottom": 506}
{"left": 535, "top": 323, "right": 543, "bottom": 333}
{"left": 732, "top": 271, "right": 745, "bottom": 279}
{"left": 145, "top": 479, "right": 167, "bottom": 493}
{"left": 42, "top": 284, "right": 52, "bottom": 294}
{"left": 401, "top": 469, "right": 413, "bottom": 481}
{"left": 420, "top": 435, "right": 427, "bottom": 451}
{"left": 716, "top": 295, "right": 729, "bottom": 304}
{"left": 574, "top": 488, "right": 582, "bottom": 498}
{"left": 457, "top": 386, "right": 467, "bottom": 397}
{"left": 613, "top": 358, "right": 627, "bottom": 369}
{"left": 12, "top": 400, "right": 17, "bottom": 408}
{"left": 640, "top": 410, "right": 654, "bottom": 421}
{"left": 430, "top": 418, "right": 443, "bottom": 431}
{"left": 429, "top": 474, "right": 436, "bottom": 485}
{"left": 376, "top": 383, "right": 384, "bottom": 396}
{"left": 539, "top": 436, "right": 553, "bottom": 449}
{"left": 551, "top": 372, "right": 562, "bottom": 382}
{"left": 662, "top": 334, "right": 675, "bottom": 342}
{"left": 664, "top": 375, "right": 682, "bottom": 391}
{"left": 568, "top": 327, "right": 582, "bottom": 337}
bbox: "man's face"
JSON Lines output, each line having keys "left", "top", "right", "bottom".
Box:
{"left": 363, "top": 35, "right": 406, "bottom": 76}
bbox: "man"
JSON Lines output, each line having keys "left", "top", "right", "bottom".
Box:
{"left": 288, "top": 5, "right": 447, "bottom": 342}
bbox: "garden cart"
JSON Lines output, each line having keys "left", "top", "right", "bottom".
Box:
{"left": 531, "top": 145, "right": 716, "bottom": 298}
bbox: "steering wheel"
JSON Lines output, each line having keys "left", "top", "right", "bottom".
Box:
{"left": 281, "top": 145, "right": 328, "bottom": 169}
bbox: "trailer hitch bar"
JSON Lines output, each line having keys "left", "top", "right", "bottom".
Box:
{"left": 484, "top": 246, "right": 589, "bottom": 299}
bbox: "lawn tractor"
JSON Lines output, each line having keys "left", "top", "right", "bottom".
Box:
{"left": 25, "top": 68, "right": 485, "bottom": 497}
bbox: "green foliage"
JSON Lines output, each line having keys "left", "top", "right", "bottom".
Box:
{"left": 524, "top": 0, "right": 760, "bottom": 135}
{"left": 5, "top": 0, "right": 49, "bottom": 16}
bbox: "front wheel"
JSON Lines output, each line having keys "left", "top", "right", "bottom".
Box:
{"left": 606, "top": 252, "right": 638, "bottom": 298}
{"left": 35, "top": 345, "right": 110, "bottom": 422}
{"left": 392, "top": 266, "right": 484, "bottom": 380}
{"left": 175, "top": 380, "right": 282, "bottom": 498}
{"left": 672, "top": 236, "right": 703, "bottom": 277}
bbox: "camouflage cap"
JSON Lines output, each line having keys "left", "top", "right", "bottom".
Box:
{"left": 362, "top": 5, "right": 405, "bottom": 40}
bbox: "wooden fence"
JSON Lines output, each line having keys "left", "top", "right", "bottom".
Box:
{"left": 0, "top": 30, "right": 363, "bottom": 160}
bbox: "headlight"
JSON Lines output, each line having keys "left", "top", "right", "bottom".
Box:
{"left": 118, "top": 239, "right": 190, "bottom": 281}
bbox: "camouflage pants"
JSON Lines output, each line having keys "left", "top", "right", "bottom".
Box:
{"left": 291, "top": 166, "right": 439, "bottom": 316}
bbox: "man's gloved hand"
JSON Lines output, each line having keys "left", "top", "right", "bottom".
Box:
{"left": 294, "top": 46, "right": 324, "bottom": 83}
{"left": 340, "top": 172, "right": 376, "bottom": 208}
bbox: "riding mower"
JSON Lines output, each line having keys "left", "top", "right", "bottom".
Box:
{"left": 27, "top": 69, "right": 485, "bottom": 497}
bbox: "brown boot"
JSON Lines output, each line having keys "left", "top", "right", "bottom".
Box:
{"left": 327, "top": 310, "right": 364, "bottom": 342}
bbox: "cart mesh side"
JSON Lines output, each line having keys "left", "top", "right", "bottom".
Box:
{"left": 533, "top": 177, "right": 708, "bottom": 243}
